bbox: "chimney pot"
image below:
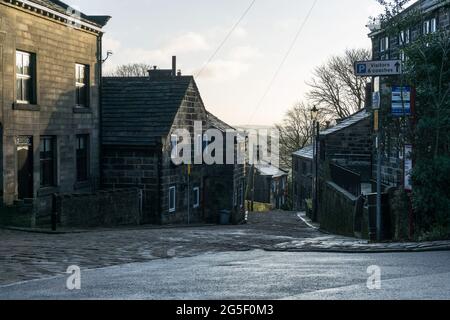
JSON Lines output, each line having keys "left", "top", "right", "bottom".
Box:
{"left": 172, "top": 56, "right": 177, "bottom": 77}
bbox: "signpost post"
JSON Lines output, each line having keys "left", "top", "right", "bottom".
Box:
{"left": 354, "top": 60, "right": 402, "bottom": 242}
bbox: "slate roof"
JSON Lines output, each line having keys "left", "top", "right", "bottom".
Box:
{"left": 255, "top": 163, "right": 288, "bottom": 178}
{"left": 293, "top": 144, "right": 314, "bottom": 160}
{"left": 319, "top": 109, "right": 370, "bottom": 137}
{"left": 207, "top": 112, "right": 235, "bottom": 132}
{"left": 28, "top": 0, "right": 110, "bottom": 27}
{"left": 102, "top": 76, "right": 195, "bottom": 147}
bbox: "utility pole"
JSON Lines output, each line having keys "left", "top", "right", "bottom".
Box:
{"left": 373, "top": 76, "right": 382, "bottom": 242}
{"left": 314, "top": 122, "right": 320, "bottom": 222}
{"left": 310, "top": 105, "right": 319, "bottom": 222}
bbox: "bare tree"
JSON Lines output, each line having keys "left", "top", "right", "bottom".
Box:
{"left": 276, "top": 102, "right": 323, "bottom": 170}
{"left": 306, "top": 48, "right": 371, "bottom": 119}
{"left": 105, "top": 63, "right": 151, "bottom": 77}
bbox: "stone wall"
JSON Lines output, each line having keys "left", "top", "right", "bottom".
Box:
{"left": 102, "top": 147, "right": 160, "bottom": 223}
{"left": 56, "top": 188, "right": 141, "bottom": 228}
{"left": 321, "top": 117, "right": 373, "bottom": 181}
{"left": 318, "top": 181, "right": 359, "bottom": 237}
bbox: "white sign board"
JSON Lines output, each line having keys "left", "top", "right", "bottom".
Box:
{"left": 354, "top": 60, "right": 402, "bottom": 77}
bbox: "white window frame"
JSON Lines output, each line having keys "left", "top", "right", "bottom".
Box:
{"left": 193, "top": 187, "right": 200, "bottom": 209}
{"left": 423, "top": 20, "right": 430, "bottom": 34}
{"left": 75, "top": 64, "right": 88, "bottom": 107}
{"left": 430, "top": 18, "right": 437, "bottom": 33}
{"left": 399, "top": 29, "right": 410, "bottom": 45}
{"left": 169, "top": 186, "right": 176, "bottom": 213}
{"left": 16, "top": 51, "right": 32, "bottom": 104}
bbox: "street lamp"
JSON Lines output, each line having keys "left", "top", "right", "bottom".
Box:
{"left": 310, "top": 106, "right": 320, "bottom": 222}
{"left": 310, "top": 105, "right": 319, "bottom": 122}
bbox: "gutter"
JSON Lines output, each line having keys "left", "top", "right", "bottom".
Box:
{"left": 3, "top": 0, "right": 105, "bottom": 32}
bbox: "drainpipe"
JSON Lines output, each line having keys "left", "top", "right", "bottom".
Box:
{"left": 98, "top": 33, "right": 103, "bottom": 190}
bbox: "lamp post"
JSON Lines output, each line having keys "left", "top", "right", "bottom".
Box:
{"left": 310, "top": 106, "right": 319, "bottom": 222}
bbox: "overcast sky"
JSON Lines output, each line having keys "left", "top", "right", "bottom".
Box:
{"left": 68, "top": 0, "right": 383, "bottom": 126}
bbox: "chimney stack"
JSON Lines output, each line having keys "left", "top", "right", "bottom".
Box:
{"left": 172, "top": 56, "right": 177, "bottom": 77}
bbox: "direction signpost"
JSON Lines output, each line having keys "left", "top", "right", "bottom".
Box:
{"left": 354, "top": 59, "right": 403, "bottom": 242}
{"left": 355, "top": 60, "right": 402, "bottom": 77}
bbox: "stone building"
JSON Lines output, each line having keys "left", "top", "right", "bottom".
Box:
{"left": 318, "top": 110, "right": 373, "bottom": 184}
{"left": 369, "top": 0, "right": 450, "bottom": 187}
{"left": 0, "top": 0, "right": 109, "bottom": 221}
{"left": 249, "top": 162, "right": 288, "bottom": 209}
{"left": 204, "top": 112, "right": 247, "bottom": 224}
{"left": 292, "top": 145, "right": 313, "bottom": 211}
{"left": 101, "top": 60, "right": 246, "bottom": 225}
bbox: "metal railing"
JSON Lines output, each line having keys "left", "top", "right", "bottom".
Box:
{"left": 329, "top": 163, "right": 361, "bottom": 197}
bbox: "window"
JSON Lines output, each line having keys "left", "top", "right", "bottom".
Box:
{"left": 399, "top": 29, "right": 410, "bottom": 45}
{"left": 430, "top": 18, "right": 437, "bottom": 33}
{"left": 16, "top": 51, "right": 35, "bottom": 104}
{"left": 380, "top": 36, "right": 390, "bottom": 60}
{"left": 169, "top": 186, "right": 176, "bottom": 213}
{"left": 400, "top": 50, "right": 408, "bottom": 62}
{"left": 75, "top": 64, "right": 89, "bottom": 107}
{"left": 76, "top": 135, "right": 89, "bottom": 182}
{"left": 380, "top": 36, "right": 389, "bottom": 52}
{"left": 40, "top": 137, "right": 56, "bottom": 187}
{"left": 193, "top": 187, "right": 200, "bottom": 208}
{"left": 423, "top": 18, "right": 437, "bottom": 34}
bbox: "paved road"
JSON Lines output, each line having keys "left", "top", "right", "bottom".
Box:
{"left": 0, "top": 212, "right": 321, "bottom": 285}
{"left": 1, "top": 250, "right": 449, "bottom": 300}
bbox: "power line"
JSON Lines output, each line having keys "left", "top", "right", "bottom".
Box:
{"left": 248, "top": 0, "right": 319, "bottom": 123}
{"left": 196, "top": 0, "right": 257, "bottom": 78}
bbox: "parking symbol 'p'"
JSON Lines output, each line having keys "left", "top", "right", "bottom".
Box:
{"left": 357, "top": 64, "right": 367, "bottom": 74}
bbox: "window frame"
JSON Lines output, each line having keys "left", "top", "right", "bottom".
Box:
{"left": 76, "top": 134, "right": 89, "bottom": 182}
{"left": 40, "top": 136, "right": 56, "bottom": 188}
{"left": 193, "top": 187, "right": 200, "bottom": 209}
{"left": 15, "top": 50, "right": 35, "bottom": 104}
{"left": 75, "top": 63, "right": 90, "bottom": 108}
{"left": 169, "top": 186, "right": 176, "bottom": 213}
{"left": 430, "top": 18, "right": 437, "bottom": 33}
{"left": 399, "top": 29, "right": 410, "bottom": 45}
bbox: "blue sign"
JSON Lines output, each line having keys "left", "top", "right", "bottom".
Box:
{"left": 356, "top": 64, "right": 367, "bottom": 74}
{"left": 391, "top": 86, "right": 411, "bottom": 117}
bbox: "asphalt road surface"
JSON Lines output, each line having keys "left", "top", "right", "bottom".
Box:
{"left": 1, "top": 250, "right": 449, "bottom": 300}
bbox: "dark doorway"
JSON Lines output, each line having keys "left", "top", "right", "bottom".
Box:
{"left": 17, "top": 136, "right": 33, "bottom": 199}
